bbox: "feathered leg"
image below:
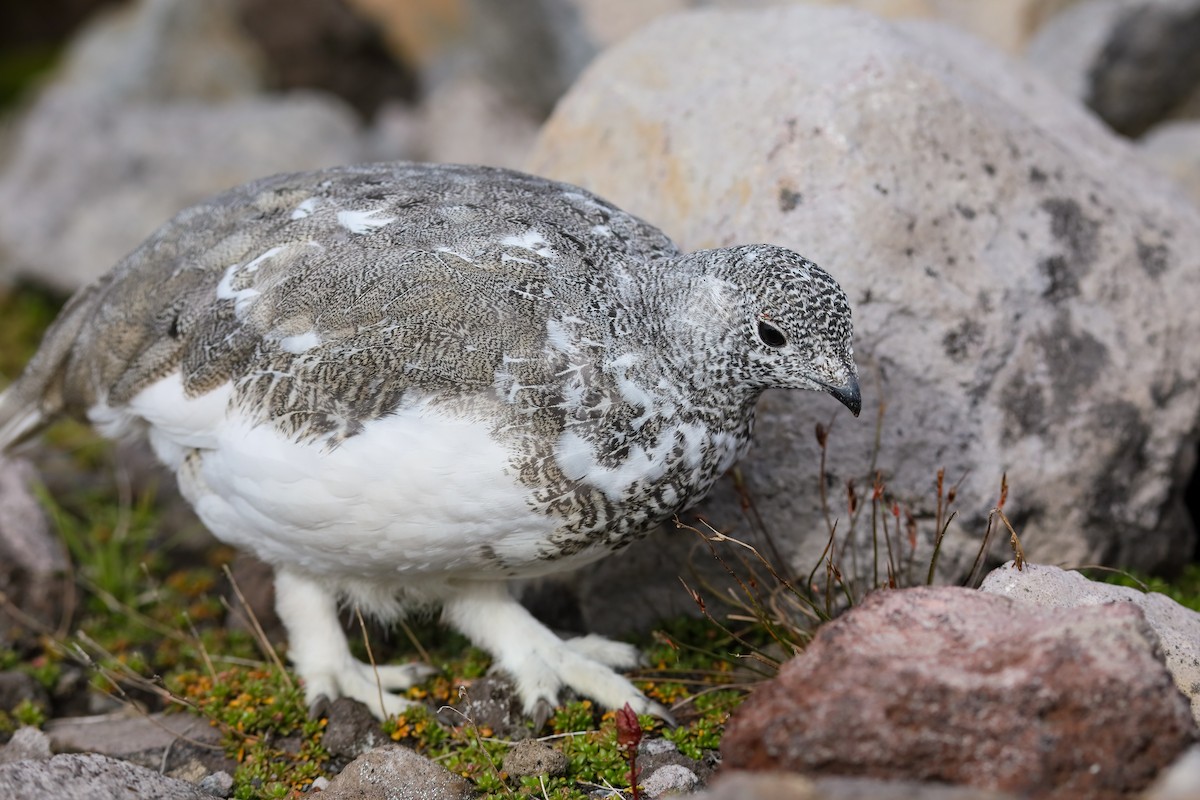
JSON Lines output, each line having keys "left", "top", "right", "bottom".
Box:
{"left": 274, "top": 567, "right": 434, "bottom": 718}
{"left": 441, "top": 580, "right": 673, "bottom": 725}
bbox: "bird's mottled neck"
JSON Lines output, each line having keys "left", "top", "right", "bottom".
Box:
{"left": 610, "top": 253, "right": 764, "bottom": 424}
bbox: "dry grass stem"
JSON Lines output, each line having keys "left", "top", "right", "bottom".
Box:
{"left": 220, "top": 564, "right": 293, "bottom": 690}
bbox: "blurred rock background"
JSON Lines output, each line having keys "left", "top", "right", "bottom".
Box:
{"left": 0, "top": 0, "right": 1199, "bottom": 631}
{"left": 2, "top": 0, "right": 1196, "bottom": 293}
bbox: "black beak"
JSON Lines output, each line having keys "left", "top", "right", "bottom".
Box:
{"left": 826, "top": 374, "right": 861, "bottom": 417}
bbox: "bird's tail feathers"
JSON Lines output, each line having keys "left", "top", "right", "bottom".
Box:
{"left": 0, "top": 281, "right": 109, "bottom": 454}
{"left": 0, "top": 385, "right": 46, "bottom": 452}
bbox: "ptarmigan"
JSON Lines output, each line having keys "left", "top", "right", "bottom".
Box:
{"left": 0, "top": 162, "right": 859, "bottom": 723}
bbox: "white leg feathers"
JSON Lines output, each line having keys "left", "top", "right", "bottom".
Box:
{"left": 273, "top": 568, "right": 434, "bottom": 719}
{"left": 441, "top": 581, "right": 672, "bottom": 723}
{"left": 273, "top": 570, "right": 668, "bottom": 724}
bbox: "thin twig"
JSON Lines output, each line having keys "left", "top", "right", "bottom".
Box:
{"left": 992, "top": 508, "right": 1026, "bottom": 569}
{"left": 396, "top": 616, "right": 434, "bottom": 665}
{"left": 181, "top": 610, "right": 217, "bottom": 683}
{"left": 355, "top": 605, "right": 389, "bottom": 718}
{"left": 926, "top": 510, "right": 958, "bottom": 585}
{"left": 221, "top": 564, "right": 292, "bottom": 690}
{"left": 730, "top": 466, "right": 789, "bottom": 579}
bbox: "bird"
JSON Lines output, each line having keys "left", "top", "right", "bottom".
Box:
{"left": 0, "top": 162, "right": 859, "bottom": 724}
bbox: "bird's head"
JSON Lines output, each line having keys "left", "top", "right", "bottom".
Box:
{"left": 671, "top": 244, "right": 860, "bottom": 416}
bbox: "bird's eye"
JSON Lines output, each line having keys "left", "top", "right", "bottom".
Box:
{"left": 757, "top": 320, "right": 787, "bottom": 348}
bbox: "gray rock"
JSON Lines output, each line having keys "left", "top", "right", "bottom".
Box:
{"left": 0, "top": 727, "right": 51, "bottom": 765}
{"left": 0, "top": 752, "right": 213, "bottom": 799}
{"left": 568, "top": 0, "right": 1081, "bottom": 55}
{"left": 527, "top": 6, "right": 1200, "bottom": 629}
{"left": 641, "top": 762, "right": 699, "bottom": 797}
{"left": 0, "top": 459, "right": 58, "bottom": 575}
{"left": 45, "top": 710, "right": 236, "bottom": 776}
{"left": 459, "top": 0, "right": 595, "bottom": 119}
{"left": 0, "top": 0, "right": 375, "bottom": 293}
{"left": 1025, "top": 0, "right": 1200, "bottom": 137}
{"left": 0, "top": 89, "right": 363, "bottom": 292}
{"left": 0, "top": 457, "right": 65, "bottom": 647}
{"left": 54, "top": 0, "right": 265, "bottom": 104}
{"left": 500, "top": 738, "right": 568, "bottom": 777}
{"left": 416, "top": 73, "right": 543, "bottom": 169}
{"left": 640, "top": 738, "right": 679, "bottom": 757}
{"left": 448, "top": 675, "right": 527, "bottom": 741}
{"left": 320, "top": 697, "right": 389, "bottom": 760}
{"left": 1139, "top": 120, "right": 1200, "bottom": 207}
{"left": 197, "top": 770, "right": 234, "bottom": 798}
{"left": 320, "top": 745, "right": 474, "bottom": 800}
{"left": 720, "top": 586, "right": 1197, "bottom": 798}
{"left": 637, "top": 736, "right": 712, "bottom": 787}
{"left": 167, "top": 758, "right": 209, "bottom": 783}
{"left": 688, "top": 772, "right": 816, "bottom": 800}
{"left": 980, "top": 561, "right": 1200, "bottom": 725}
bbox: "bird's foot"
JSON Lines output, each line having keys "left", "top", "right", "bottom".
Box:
{"left": 564, "top": 633, "right": 644, "bottom": 669}
{"left": 301, "top": 659, "right": 438, "bottom": 720}
{"left": 442, "top": 583, "right": 676, "bottom": 728}
{"left": 273, "top": 569, "right": 440, "bottom": 721}
{"left": 507, "top": 644, "right": 674, "bottom": 728}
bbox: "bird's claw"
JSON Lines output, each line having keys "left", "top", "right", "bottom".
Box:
{"left": 530, "top": 697, "right": 555, "bottom": 732}
{"left": 645, "top": 700, "right": 677, "bottom": 728}
{"left": 307, "top": 693, "right": 333, "bottom": 720}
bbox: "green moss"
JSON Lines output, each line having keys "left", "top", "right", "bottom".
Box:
{"left": 0, "top": 46, "right": 59, "bottom": 110}
{"left": 1097, "top": 564, "right": 1200, "bottom": 612}
{"left": 0, "top": 284, "right": 63, "bottom": 383}
{"left": 170, "top": 666, "right": 331, "bottom": 797}
{"left": 0, "top": 699, "right": 47, "bottom": 735}
{"left": 41, "top": 483, "right": 164, "bottom": 608}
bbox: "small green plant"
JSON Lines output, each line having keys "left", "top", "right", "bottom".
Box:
{"left": 39, "top": 482, "right": 164, "bottom": 609}
{"left": 0, "top": 698, "right": 47, "bottom": 735}
{"left": 169, "top": 666, "right": 331, "bottom": 798}
{"left": 1088, "top": 564, "right": 1200, "bottom": 612}
{"left": 0, "top": 45, "right": 60, "bottom": 110}
{"left": 0, "top": 284, "right": 63, "bottom": 380}
{"left": 661, "top": 689, "right": 739, "bottom": 760}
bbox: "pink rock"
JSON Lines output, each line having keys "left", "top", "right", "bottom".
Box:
{"left": 721, "top": 586, "right": 1197, "bottom": 798}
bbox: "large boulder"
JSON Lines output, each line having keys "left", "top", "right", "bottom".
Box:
{"left": 0, "top": 752, "right": 214, "bottom": 800}
{"left": 527, "top": 7, "right": 1200, "bottom": 619}
{"left": 980, "top": 561, "right": 1200, "bottom": 725}
{"left": 720, "top": 586, "right": 1197, "bottom": 798}
{"left": 0, "top": 0, "right": 374, "bottom": 293}
{"left": 49, "top": 0, "right": 265, "bottom": 104}
{"left": 0, "top": 89, "right": 364, "bottom": 292}
{"left": 1025, "top": 0, "right": 1200, "bottom": 137}
{"left": 692, "top": 771, "right": 1018, "bottom": 800}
